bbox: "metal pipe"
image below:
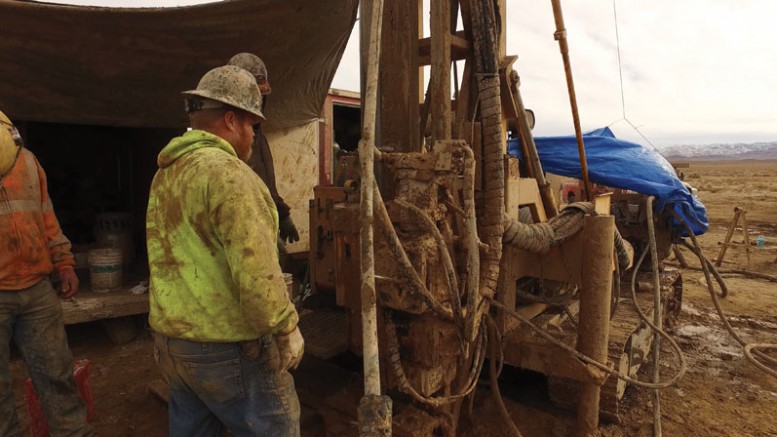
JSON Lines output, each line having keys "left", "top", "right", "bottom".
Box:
{"left": 550, "top": 0, "right": 592, "bottom": 201}
{"left": 575, "top": 215, "right": 614, "bottom": 436}
{"left": 358, "top": 0, "right": 392, "bottom": 435}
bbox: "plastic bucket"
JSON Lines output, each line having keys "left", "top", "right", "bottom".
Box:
{"left": 94, "top": 212, "right": 132, "bottom": 233}
{"left": 283, "top": 273, "right": 294, "bottom": 301}
{"left": 94, "top": 212, "right": 134, "bottom": 268}
{"left": 88, "top": 248, "right": 123, "bottom": 293}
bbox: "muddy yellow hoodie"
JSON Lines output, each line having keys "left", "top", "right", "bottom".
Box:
{"left": 146, "top": 130, "right": 297, "bottom": 341}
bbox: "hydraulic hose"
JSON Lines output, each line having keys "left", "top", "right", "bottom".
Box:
{"left": 670, "top": 210, "right": 777, "bottom": 379}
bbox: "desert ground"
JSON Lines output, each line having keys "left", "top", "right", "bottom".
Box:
{"left": 10, "top": 160, "right": 777, "bottom": 436}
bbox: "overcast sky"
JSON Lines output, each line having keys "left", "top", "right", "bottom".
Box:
{"left": 330, "top": 1, "right": 777, "bottom": 147}
{"left": 45, "top": 0, "right": 777, "bottom": 147}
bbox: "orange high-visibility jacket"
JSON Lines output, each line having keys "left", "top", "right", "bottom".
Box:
{"left": 0, "top": 148, "right": 74, "bottom": 290}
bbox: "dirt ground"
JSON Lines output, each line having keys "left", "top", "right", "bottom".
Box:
{"left": 10, "top": 160, "right": 777, "bottom": 436}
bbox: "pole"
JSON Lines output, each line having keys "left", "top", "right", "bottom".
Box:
{"left": 358, "top": 0, "right": 392, "bottom": 435}
{"left": 550, "top": 0, "right": 592, "bottom": 201}
{"left": 575, "top": 215, "right": 614, "bottom": 436}
{"left": 646, "top": 196, "right": 662, "bottom": 437}
{"left": 510, "top": 72, "right": 558, "bottom": 218}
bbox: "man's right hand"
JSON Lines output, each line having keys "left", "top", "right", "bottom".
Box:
{"left": 58, "top": 266, "right": 79, "bottom": 299}
{"left": 275, "top": 327, "right": 304, "bottom": 371}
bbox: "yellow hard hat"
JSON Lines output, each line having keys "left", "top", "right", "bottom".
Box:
{"left": 0, "top": 110, "right": 23, "bottom": 178}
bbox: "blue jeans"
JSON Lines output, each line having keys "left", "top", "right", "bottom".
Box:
{"left": 153, "top": 333, "right": 301, "bottom": 437}
{"left": 0, "top": 278, "right": 91, "bottom": 437}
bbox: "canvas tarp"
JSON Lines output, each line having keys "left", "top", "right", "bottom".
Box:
{"left": 0, "top": 0, "right": 358, "bottom": 129}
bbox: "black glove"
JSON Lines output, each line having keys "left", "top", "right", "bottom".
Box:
{"left": 279, "top": 216, "right": 300, "bottom": 243}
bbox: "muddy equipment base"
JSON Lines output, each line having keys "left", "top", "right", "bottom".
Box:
{"left": 503, "top": 269, "right": 682, "bottom": 423}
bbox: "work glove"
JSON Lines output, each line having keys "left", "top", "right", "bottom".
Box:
{"left": 279, "top": 215, "right": 300, "bottom": 243}
{"left": 275, "top": 327, "right": 305, "bottom": 371}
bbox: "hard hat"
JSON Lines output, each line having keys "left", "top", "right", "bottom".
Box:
{"left": 228, "top": 53, "right": 271, "bottom": 95}
{"left": 228, "top": 53, "right": 267, "bottom": 80}
{"left": 182, "top": 65, "right": 265, "bottom": 121}
{"left": 0, "top": 110, "right": 23, "bottom": 178}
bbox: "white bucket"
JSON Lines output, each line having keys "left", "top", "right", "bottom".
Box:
{"left": 283, "top": 273, "right": 294, "bottom": 301}
{"left": 94, "top": 212, "right": 134, "bottom": 268}
{"left": 88, "top": 248, "right": 123, "bottom": 293}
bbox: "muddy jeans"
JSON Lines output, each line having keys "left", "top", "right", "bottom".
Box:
{"left": 153, "top": 333, "right": 300, "bottom": 437}
{"left": 0, "top": 278, "right": 91, "bottom": 437}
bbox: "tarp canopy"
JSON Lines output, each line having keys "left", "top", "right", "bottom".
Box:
{"left": 0, "top": 0, "right": 358, "bottom": 129}
{"left": 509, "top": 127, "right": 709, "bottom": 236}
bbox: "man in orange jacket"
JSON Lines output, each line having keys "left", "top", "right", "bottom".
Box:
{"left": 0, "top": 110, "right": 91, "bottom": 436}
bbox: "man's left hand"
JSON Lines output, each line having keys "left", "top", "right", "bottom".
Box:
{"left": 279, "top": 216, "right": 300, "bottom": 243}
{"left": 58, "top": 267, "right": 79, "bottom": 298}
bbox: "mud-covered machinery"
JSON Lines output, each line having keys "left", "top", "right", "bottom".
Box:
{"left": 311, "top": 142, "right": 483, "bottom": 433}
{"left": 307, "top": 0, "right": 682, "bottom": 435}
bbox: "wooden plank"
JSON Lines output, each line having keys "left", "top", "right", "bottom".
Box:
{"left": 504, "top": 156, "right": 520, "bottom": 220}
{"left": 418, "top": 30, "right": 470, "bottom": 65}
{"left": 502, "top": 327, "right": 607, "bottom": 385}
{"left": 594, "top": 192, "right": 612, "bottom": 215}
{"left": 453, "top": 56, "right": 473, "bottom": 140}
{"left": 514, "top": 230, "right": 585, "bottom": 285}
{"left": 430, "top": 0, "right": 452, "bottom": 141}
{"left": 741, "top": 210, "right": 752, "bottom": 269}
{"left": 715, "top": 208, "right": 741, "bottom": 266}
{"left": 498, "top": 0, "right": 507, "bottom": 57}
{"left": 380, "top": 0, "right": 420, "bottom": 152}
{"left": 62, "top": 289, "right": 148, "bottom": 325}
{"left": 717, "top": 242, "right": 777, "bottom": 251}
{"left": 318, "top": 94, "right": 334, "bottom": 185}
{"left": 516, "top": 177, "right": 547, "bottom": 223}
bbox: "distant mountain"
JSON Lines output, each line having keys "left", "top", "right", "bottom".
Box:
{"left": 660, "top": 141, "right": 777, "bottom": 161}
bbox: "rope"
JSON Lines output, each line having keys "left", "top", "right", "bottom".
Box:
{"left": 608, "top": 0, "right": 663, "bottom": 154}
{"left": 612, "top": 0, "right": 626, "bottom": 120}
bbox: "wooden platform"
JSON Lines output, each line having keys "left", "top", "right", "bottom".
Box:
{"left": 61, "top": 284, "right": 149, "bottom": 325}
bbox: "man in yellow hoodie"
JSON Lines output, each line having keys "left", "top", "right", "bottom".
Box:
{"left": 0, "top": 110, "right": 91, "bottom": 436}
{"left": 147, "top": 65, "right": 303, "bottom": 436}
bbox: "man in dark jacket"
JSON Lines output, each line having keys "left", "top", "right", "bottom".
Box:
{"left": 228, "top": 53, "right": 299, "bottom": 244}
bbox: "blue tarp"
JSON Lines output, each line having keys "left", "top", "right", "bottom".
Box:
{"left": 507, "top": 127, "right": 708, "bottom": 235}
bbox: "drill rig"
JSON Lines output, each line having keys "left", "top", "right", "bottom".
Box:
{"left": 306, "top": 1, "right": 682, "bottom": 435}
